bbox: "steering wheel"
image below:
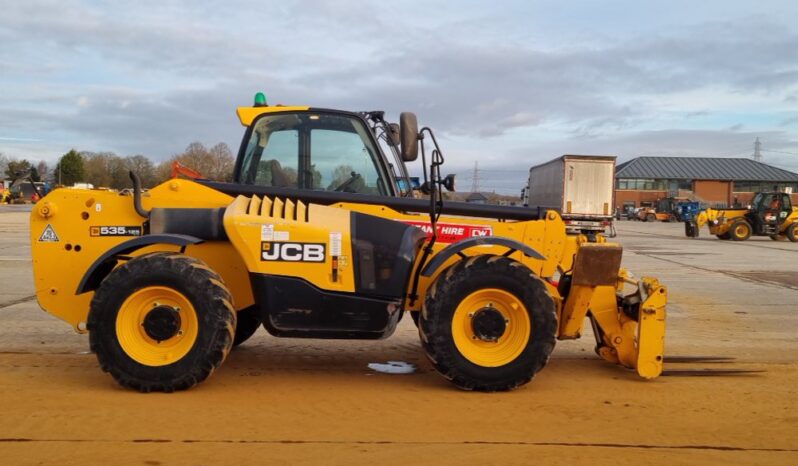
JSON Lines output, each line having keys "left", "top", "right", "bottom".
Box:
{"left": 333, "top": 172, "right": 362, "bottom": 192}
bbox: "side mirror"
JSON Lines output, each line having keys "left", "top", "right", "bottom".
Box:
{"left": 400, "top": 112, "right": 419, "bottom": 162}
{"left": 388, "top": 123, "right": 401, "bottom": 147}
{"left": 442, "top": 174, "right": 456, "bottom": 192}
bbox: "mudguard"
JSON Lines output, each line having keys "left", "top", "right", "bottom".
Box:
{"left": 420, "top": 236, "right": 545, "bottom": 277}
{"left": 75, "top": 234, "right": 203, "bottom": 294}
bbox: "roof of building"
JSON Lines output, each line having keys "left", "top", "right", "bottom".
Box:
{"left": 615, "top": 157, "right": 798, "bottom": 182}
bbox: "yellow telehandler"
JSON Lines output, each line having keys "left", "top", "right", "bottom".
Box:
{"left": 686, "top": 192, "right": 797, "bottom": 241}
{"left": 30, "top": 95, "right": 667, "bottom": 392}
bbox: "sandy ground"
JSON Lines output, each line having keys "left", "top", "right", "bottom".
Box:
{"left": 1, "top": 208, "right": 797, "bottom": 465}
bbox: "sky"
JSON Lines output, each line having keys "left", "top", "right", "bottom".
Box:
{"left": 1, "top": 0, "right": 797, "bottom": 194}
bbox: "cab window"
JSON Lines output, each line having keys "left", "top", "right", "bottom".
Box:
{"left": 238, "top": 112, "right": 390, "bottom": 195}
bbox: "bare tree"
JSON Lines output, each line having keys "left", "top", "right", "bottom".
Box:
{"left": 82, "top": 152, "right": 116, "bottom": 188}
{"left": 82, "top": 151, "right": 158, "bottom": 189}
{"left": 36, "top": 161, "right": 50, "bottom": 183}
{"left": 0, "top": 153, "right": 8, "bottom": 181}
{"left": 156, "top": 142, "right": 236, "bottom": 183}
{"left": 126, "top": 155, "right": 156, "bottom": 187}
{"left": 208, "top": 143, "right": 235, "bottom": 181}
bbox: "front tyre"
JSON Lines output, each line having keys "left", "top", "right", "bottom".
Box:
{"left": 88, "top": 252, "right": 236, "bottom": 392}
{"left": 419, "top": 255, "right": 556, "bottom": 391}
{"left": 729, "top": 220, "right": 752, "bottom": 241}
{"left": 786, "top": 223, "right": 798, "bottom": 242}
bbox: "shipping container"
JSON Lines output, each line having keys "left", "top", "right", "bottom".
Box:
{"left": 524, "top": 155, "right": 616, "bottom": 235}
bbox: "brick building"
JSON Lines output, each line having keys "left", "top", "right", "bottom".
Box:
{"left": 614, "top": 157, "right": 798, "bottom": 211}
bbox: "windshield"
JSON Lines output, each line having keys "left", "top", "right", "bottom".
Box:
{"left": 371, "top": 120, "right": 412, "bottom": 197}
{"left": 751, "top": 193, "right": 763, "bottom": 209}
{"left": 237, "top": 112, "right": 391, "bottom": 195}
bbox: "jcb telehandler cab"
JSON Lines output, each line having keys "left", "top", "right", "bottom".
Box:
{"left": 686, "top": 192, "right": 797, "bottom": 241}
{"left": 30, "top": 95, "right": 667, "bottom": 392}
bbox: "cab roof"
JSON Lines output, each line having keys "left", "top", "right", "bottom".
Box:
{"left": 236, "top": 106, "right": 310, "bottom": 126}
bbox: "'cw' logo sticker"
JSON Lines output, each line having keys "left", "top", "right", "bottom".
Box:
{"left": 261, "top": 242, "right": 326, "bottom": 262}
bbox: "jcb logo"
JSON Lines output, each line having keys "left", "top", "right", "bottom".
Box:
{"left": 261, "top": 242, "right": 326, "bottom": 262}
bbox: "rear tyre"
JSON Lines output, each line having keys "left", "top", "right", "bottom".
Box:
{"left": 88, "top": 252, "right": 236, "bottom": 392}
{"left": 646, "top": 213, "right": 656, "bottom": 222}
{"left": 419, "top": 255, "right": 557, "bottom": 392}
{"left": 786, "top": 223, "right": 798, "bottom": 242}
{"left": 233, "top": 306, "right": 261, "bottom": 347}
{"left": 685, "top": 221, "right": 699, "bottom": 238}
{"left": 729, "top": 220, "right": 752, "bottom": 241}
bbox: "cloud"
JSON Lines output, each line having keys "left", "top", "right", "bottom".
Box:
{"left": 780, "top": 115, "right": 798, "bottom": 127}
{"left": 451, "top": 128, "right": 798, "bottom": 194}
{"left": 686, "top": 110, "right": 710, "bottom": 118}
{"left": 0, "top": 0, "right": 797, "bottom": 187}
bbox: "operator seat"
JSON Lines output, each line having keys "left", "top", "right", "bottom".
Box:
{"left": 257, "top": 159, "right": 293, "bottom": 188}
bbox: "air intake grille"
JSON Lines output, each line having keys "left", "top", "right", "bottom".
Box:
{"left": 247, "top": 196, "right": 308, "bottom": 222}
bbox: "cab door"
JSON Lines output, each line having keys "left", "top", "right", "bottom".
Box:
{"left": 778, "top": 194, "right": 792, "bottom": 225}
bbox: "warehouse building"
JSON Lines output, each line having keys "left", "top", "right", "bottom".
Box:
{"left": 614, "top": 156, "right": 798, "bottom": 211}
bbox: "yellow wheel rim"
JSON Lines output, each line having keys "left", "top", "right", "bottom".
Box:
{"left": 451, "top": 288, "right": 531, "bottom": 367}
{"left": 116, "top": 286, "right": 199, "bottom": 367}
{"left": 735, "top": 224, "right": 748, "bottom": 237}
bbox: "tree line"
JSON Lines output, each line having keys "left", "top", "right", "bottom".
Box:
{"left": 1, "top": 142, "right": 235, "bottom": 189}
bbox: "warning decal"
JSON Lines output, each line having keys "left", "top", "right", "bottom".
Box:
{"left": 38, "top": 224, "right": 59, "bottom": 242}
{"left": 401, "top": 221, "right": 492, "bottom": 243}
{"left": 329, "top": 232, "right": 342, "bottom": 256}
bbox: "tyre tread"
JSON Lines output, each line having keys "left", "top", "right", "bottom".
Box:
{"left": 418, "top": 255, "right": 557, "bottom": 392}
{"left": 87, "top": 252, "right": 235, "bottom": 392}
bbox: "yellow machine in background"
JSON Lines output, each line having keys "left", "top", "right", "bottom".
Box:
{"left": 687, "top": 192, "right": 797, "bottom": 241}
{"left": 636, "top": 207, "right": 670, "bottom": 222}
{"left": 636, "top": 198, "right": 687, "bottom": 222}
{"left": 30, "top": 95, "right": 667, "bottom": 392}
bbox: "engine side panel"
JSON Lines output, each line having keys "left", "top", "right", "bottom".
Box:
{"left": 223, "top": 195, "right": 357, "bottom": 293}
{"left": 30, "top": 180, "right": 254, "bottom": 331}
{"left": 223, "top": 195, "right": 425, "bottom": 298}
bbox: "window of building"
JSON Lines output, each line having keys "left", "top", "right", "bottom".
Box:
{"left": 616, "top": 178, "right": 669, "bottom": 191}
{"left": 733, "top": 181, "right": 798, "bottom": 193}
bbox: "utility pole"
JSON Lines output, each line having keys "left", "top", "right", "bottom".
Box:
{"left": 753, "top": 137, "right": 762, "bottom": 162}
{"left": 470, "top": 161, "right": 480, "bottom": 193}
